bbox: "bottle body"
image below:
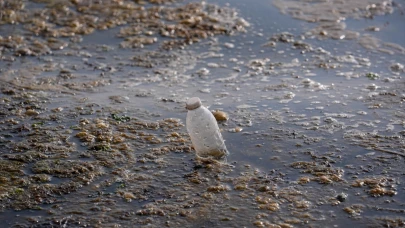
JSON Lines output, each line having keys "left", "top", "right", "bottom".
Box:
{"left": 186, "top": 105, "right": 228, "bottom": 159}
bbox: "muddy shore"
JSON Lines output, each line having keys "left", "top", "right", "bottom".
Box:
{"left": 0, "top": 0, "right": 404, "bottom": 227}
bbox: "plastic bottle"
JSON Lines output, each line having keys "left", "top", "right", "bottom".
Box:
{"left": 186, "top": 97, "right": 228, "bottom": 159}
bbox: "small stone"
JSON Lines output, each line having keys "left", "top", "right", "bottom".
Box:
{"left": 196, "top": 68, "right": 210, "bottom": 76}
{"left": 298, "top": 176, "right": 311, "bottom": 184}
{"left": 258, "top": 185, "right": 270, "bottom": 192}
{"left": 263, "top": 41, "right": 276, "bottom": 47}
{"left": 284, "top": 92, "right": 295, "bottom": 99}
{"left": 390, "top": 63, "right": 404, "bottom": 72}
{"left": 52, "top": 107, "right": 63, "bottom": 112}
{"left": 224, "top": 42, "right": 235, "bottom": 48}
{"left": 319, "top": 30, "right": 328, "bottom": 36}
{"left": 199, "top": 88, "right": 211, "bottom": 94}
{"left": 15, "top": 47, "right": 33, "bottom": 56}
{"left": 96, "top": 122, "right": 109, "bottom": 129}
{"left": 25, "top": 109, "right": 39, "bottom": 116}
{"left": 207, "top": 184, "right": 229, "bottom": 193}
{"left": 365, "top": 26, "right": 380, "bottom": 32}
{"left": 212, "top": 110, "right": 228, "bottom": 121}
{"left": 207, "top": 62, "right": 220, "bottom": 68}
{"left": 366, "top": 83, "right": 379, "bottom": 90}
{"left": 123, "top": 192, "right": 136, "bottom": 200}
{"left": 336, "top": 193, "right": 348, "bottom": 202}
{"left": 229, "top": 127, "right": 243, "bottom": 133}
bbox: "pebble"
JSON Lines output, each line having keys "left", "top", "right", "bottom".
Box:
{"left": 25, "top": 109, "right": 39, "bottom": 116}
{"left": 212, "top": 110, "right": 228, "bottom": 121}
{"left": 228, "top": 127, "right": 242, "bottom": 133}
{"left": 224, "top": 42, "right": 235, "bottom": 48}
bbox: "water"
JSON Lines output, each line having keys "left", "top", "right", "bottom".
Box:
{"left": 0, "top": 0, "right": 404, "bottom": 227}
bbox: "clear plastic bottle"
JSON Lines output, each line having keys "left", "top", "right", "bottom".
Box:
{"left": 186, "top": 97, "right": 228, "bottom": 159}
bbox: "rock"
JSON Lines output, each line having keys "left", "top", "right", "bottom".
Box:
{"left": 212, "top": 110, "right": 228, "bottom": 121}
{"left": 25, "top": 109, "right": 39, "bottom": 116}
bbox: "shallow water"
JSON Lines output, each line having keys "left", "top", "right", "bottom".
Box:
{"left": 0, "top": 0, "right": 404, "bottom": 227}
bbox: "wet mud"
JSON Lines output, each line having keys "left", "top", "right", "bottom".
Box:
{"left": 0, "top": 0, "right": 404, "bottom": 227}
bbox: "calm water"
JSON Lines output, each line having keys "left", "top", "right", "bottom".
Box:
{"left": 0, "top": 0, "right": 404, "bottom": 227}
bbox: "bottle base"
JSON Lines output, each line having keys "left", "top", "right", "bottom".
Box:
{"left": 197, "top": 148, "right": 229, "bottom": 160}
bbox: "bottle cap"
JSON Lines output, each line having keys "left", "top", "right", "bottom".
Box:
{"left": 186, "top": 97, "right": 202, "bottom": 110}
